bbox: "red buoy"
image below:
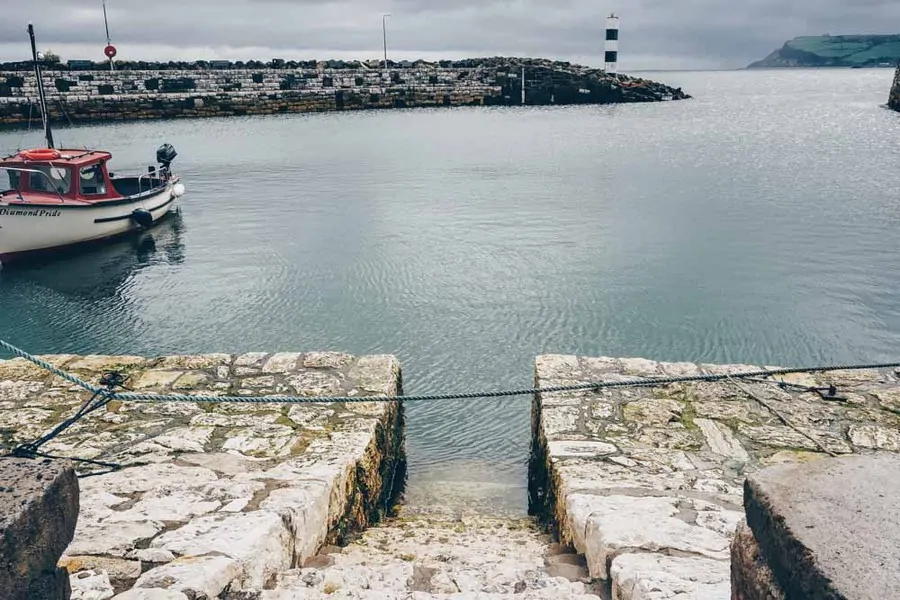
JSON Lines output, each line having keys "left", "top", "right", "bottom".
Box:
{"left": 104, "top": 44, "right": 117, "bottom": 58}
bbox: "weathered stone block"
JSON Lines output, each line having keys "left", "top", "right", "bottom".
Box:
{"left": 0, "top": 457, "right": 79, "bottom": 600}
{"left": 26, "top": 566, "right": 72, "bottom": 599}
{"left": 611, "top": 553, "right": 730, "bottom": 600}
{"left": 133, "top": 555, "right": 240, "bottom": 598}
{"left": 568, "top": 493, "right": 739, "bottom": 577}
{"left": 744, "top": 454, "right": 900, "bottom": 599}
{"left": 730, "top": 520, "right": 785, "bottom": 600}
{"left": 69, "top": 569, "right": 115, "bottom": 599}
{"left": 150, "top": 511, "right": 292, "bottom": 589}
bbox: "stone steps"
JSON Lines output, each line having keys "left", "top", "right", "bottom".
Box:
{"left": 246, "top": 511, "right": 603, "bottom": 599}
{"left": 399, "top": 477, "right": 528, "bottom": 519}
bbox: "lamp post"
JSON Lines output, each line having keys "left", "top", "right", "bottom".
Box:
{"left": 382, "top": 13, "right": 391, "bottom": 76}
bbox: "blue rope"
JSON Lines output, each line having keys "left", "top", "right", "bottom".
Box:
{"left": 0, "top": 339, "right": 102, "bottom": 393}
{"left": 3, "top": 338, "right": 900, "bottom": 404}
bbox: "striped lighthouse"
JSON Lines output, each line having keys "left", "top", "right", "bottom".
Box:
{"left": 605, "top": 13, "right": 619, "bottom": 74}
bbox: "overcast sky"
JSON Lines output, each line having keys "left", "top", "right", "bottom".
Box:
{"left": 1, "top": 0, "right": 899, "bottom": 70}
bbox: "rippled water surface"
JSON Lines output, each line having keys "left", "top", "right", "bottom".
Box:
{"left": 2, "top": 69, "right": 900, "bottom": 512}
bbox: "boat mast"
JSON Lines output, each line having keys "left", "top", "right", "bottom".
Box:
{"left": 102, "top": 0, "right": 115, "bottom": 71}
{"left": 27, "top": 22, "right": 55, "bottom": 150}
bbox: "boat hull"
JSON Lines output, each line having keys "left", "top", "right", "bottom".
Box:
{"left": 0, "top": 182, "right": 179, "bottom": 266}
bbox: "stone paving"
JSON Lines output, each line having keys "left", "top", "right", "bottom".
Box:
{"left": 0, "top": 352, "right": 404, "bottom": 599}
{"left": 530, "top": 354, "right": 900, "bottom": 600}
{"left": 6, "top": 351, "right": 900, "bottom": 599}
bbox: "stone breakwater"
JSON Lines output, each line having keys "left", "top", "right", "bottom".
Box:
{"left": 0, "top": 57, "right": 690, "bottom": 127}
{"left": 0, "top": 351, "right": 404, "bottom": 598}
{"left": 890, "top": 63, "right": 900, "bottom": 111}
{"left": 529, "top": 355, "right": 900, "bottom": 599}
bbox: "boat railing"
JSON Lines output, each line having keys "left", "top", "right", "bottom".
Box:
{"left": 0, "top": 165, "right": 67, "bottom": 203}
{"left": 136, "top": 169, "right": 169, "bottom": 195}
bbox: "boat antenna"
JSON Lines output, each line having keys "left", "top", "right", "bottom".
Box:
{"left": 27, "top": 22, "right": 55, "bottom": 150}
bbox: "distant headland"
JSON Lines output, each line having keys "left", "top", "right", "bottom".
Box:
{"left": 748, "top": 34, "right": 900, "bottom": 69}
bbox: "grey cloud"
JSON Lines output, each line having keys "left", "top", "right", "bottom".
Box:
{"left": 1, "top": 0, "right": 899, "bottom": 69}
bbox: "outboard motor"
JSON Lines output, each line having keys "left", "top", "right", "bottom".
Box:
{"left": 156, "top": 143, "right": 177, "bottom": 172}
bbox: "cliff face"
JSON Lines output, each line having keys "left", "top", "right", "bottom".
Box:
{"left": 748, "top": 35, "right": 900, "bottom": 68}
{"left": 890, "top": 64, "right": 900, "bottom": 112}
{"left": 0, "top": 57, "right": 690, "bottom": 127}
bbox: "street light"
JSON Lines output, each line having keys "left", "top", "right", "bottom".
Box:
{"left": 382, "top": 13, "right": 391, "bottom": 75}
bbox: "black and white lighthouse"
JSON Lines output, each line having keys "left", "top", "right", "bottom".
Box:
{"left": 605, "top": 14, "right": 619, "bottom": 74}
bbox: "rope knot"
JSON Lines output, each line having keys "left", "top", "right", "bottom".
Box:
{"left": 2, "top": 367, "right": 127, "bottom": 475}
{"left": 99, "top": 371, "right": 126, "bottom": 391}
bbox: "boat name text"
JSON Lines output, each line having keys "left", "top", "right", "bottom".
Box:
{"left": 0, "top": 208, "right": 62, "bottom": 217}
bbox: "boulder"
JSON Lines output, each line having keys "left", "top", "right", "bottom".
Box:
{"left": 0, "top": 457, "right": 80, "bottom": 600}
{"left": 743, "top": 454, "right": 900, "bottom": 599}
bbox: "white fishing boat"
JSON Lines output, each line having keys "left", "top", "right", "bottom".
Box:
{"left": 0, "top": 23, "right": 185, "bottom": 267}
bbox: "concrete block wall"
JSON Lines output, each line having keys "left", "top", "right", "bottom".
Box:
{"left": 0, "top": 67, "right": 503, "bottom": 125}
{"left": 0, "top": 66, "right": 502, "bottom": 100}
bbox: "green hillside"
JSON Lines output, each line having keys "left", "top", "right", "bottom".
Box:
{"left": 748, "top": 35, "right": 900, "bottom": 68}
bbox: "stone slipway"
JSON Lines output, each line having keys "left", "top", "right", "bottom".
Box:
{"left": 530, "top": 354, "right": 900, "bottom": 600}
{"left": 257, "top": 511, "right": 604, "bottom": 599}
{"left": 0, "top": 351, "right": 404, "bottom": 599}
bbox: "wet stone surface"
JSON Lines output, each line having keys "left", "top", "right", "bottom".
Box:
{"left": 530, "top": 355, "right": 900, "bottom": 600}
{"left": 0, "top": 352, "right": 404, "bottom": 599}
{"left": 232, "top": 510, "right": 603, "bottom": 600}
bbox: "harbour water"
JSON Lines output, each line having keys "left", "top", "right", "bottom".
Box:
{"left": 2, "top": 68, "right": 899, "bottom": 512}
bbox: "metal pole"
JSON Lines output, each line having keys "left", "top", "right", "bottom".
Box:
{"left": 103, "top": 0, "right": 114, "bottom": 71}
{"left": 27, "top": 22, "right": 54, "bottom": 149}
{"left": 382, "top": 14, "right": 391, "bottom": 76}
{"left": 521, "top": 66, "right": 525, "bottom": 104}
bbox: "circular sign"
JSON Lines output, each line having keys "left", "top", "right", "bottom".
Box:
{"left": 104, "top": 44, "right": 117, "bottom": 58}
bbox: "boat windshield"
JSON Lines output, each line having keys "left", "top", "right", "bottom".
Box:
{"left": 4, "top": 169, "right": 21, "bottom": 193}
{"left": 28, "top": 165, "right": 71, "bottom": 194}
{"left": 0, "top": 166, "right": 68, "bottom": 201}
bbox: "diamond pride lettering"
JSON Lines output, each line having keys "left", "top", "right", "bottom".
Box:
{"left": 0, "top": 208, "right": 62, "bottom": 217}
